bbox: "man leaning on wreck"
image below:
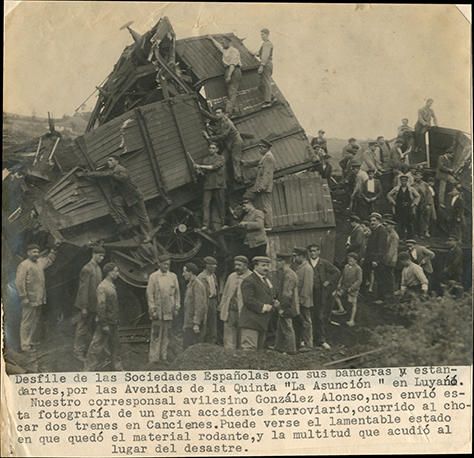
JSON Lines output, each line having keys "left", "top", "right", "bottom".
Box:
{"left": 73, "top": 245, "right": 105, "bottom": 362}
{"left": 76, "top": 154, "right": 152, "bottom": 241}
{"left": 147, "top": 254, "right": 180, "bottom": 363}
{"left": 15, "top": 244, "right": 56, "bottom": 352}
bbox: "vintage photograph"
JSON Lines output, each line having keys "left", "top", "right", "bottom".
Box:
{"left": 3, "top": 3, "right": 472, "bottom": 374}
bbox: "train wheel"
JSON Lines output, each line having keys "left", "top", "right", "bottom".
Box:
{"left": 154, "top": 206, "right": 202, "bottom": 261}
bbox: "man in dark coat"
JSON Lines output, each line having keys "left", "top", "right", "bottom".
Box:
{"left": 446, "top": 185, "right": 465, "bottom": 242}
{"left": 441, "top": 236, "right": 463, "bottom": 284}
{"left": 238, "top": 194, "right": 268, "bottom": 259}
{"left": 366, "top": 212, "right": 389, "bottom": 304}
{"left": 346, "top": 215, "right": 368, "bottom": 263}
{"left": 356, "top": 168, "right": 383, "bottom": 220}
{"left": 73, "top": 246, "right": 105, "bottom": 361}
{"left": 77, "top": 155, "right": 152, "bottom": 240}
{"left": 307, "top": 244, "right": 340, "bottom": 349}
{"left": 239, "top": 256, "right": 275, "bottom": 350}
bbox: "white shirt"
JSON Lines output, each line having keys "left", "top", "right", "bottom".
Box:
{"left": 222, "top": 46, "right": 241, "bottom": 67}
{"left": 410, "top": 248, "right": 417, "bottom": 260}
{"left": 254, "top": 271, "right": 272, "bottom": 289}
{"left": 367, "top": 179, "right": 375, "bottom": 193}
{"left": 310, "top": 258, "right": 320, "bottom": 268}
{"left": 451, "top": 195, "right": 459, "bottom": 207}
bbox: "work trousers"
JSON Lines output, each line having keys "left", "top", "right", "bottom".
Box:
{"left": 240, "top": 328, "right": 266, "bottom": 350}
{"left": 202, "top": 189, "right": 226, "bottom": 229}
{"left": 311, "top": 289, "right": 332, "bottom": 346}
{"left": 373, "top": 263, "right": 391, "bottom": 300}
{"left": 149, "top": 319, "right": 172, "bottom": 363}
{"left": 225, "top": 66, "right": 242, "bottom": 115}
{"left": 204, "top": 297, "right": 218, "bottom": 344}
{"left": 20, "top": 304, "right": 42, "bottom": 351}
{"left": 111, "top": 196, "right": 152, "bottom": 234}
{"left": 182, "top": 327, "right": 202, "bottom": 350}
{"left": 85, "top": 324, "right": 122, "bottom": 371}
{"left": 74, "top": 312, "right": 96, "bottom": 357}
{"left": 229, "top": 139, "right": 243, "bottom": 182}
{"left": 416, "top": 205, "right": 434, "bottom": 236}
{"left": 259, "top": 62, "right": 273, "bottom": 103}
{"left": 243, "top": 243, "right": 268, "bottom": 264}
{"left": 223, "top": 309, "right": 240, "bottom": 351}
{"left": 294, "top": 307, "right": 313, "bottom": 349}
{"left": 274, "top": 316, "right": 297, "bottom": 354}
{"left": 254, "top": 192, "right": 273, "bottom": 228}
{"left": 395, "top": 207, "right": 414, "bottom": 239}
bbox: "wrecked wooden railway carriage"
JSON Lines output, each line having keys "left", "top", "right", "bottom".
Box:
{"left": 31, "top": 17, "right": 334, "bottom": 287}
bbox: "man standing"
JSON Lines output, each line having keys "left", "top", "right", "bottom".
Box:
{"left": 182, "top": 262, "right": 207, "bottom": 350}
{"left": 239, "top": 194, "right": 268, "bottom": 259}
{"left": 198, "top": 256, "right": 220, "bottom": 344}
{"left": 274, "top": 253, "right": 299, "bottom": 354}
{"left": 397, "top": 118, "right": 414, "bottom": 138}
{"left": 384, "top": 218, "right": 399, "bottom": 297}
{"left": 436, "top": 149, "right": 456, "bottom": 208}
{"left": 362, "top": 142, "right": 384, "bottom": 174}
{"left": 406, "top": 239, "right": 435, "bottom": 287}
{"left": 390, "top": 139, "right": 410, "bottom": 170}
{"left": 84, "top": 263, "right": 123, "bottom": 371}
{"left": 346, "top": 215, "right": 367, "bottom": 263}
{"left": 194, "top": 142, "right": 226, "bottom": 231}
{"left": 257, "top": 28, "right": 274, "bottom": 108}
{"left": 414, "top": 98, "right": 438, "bottom": 151}
{"left": 349, "top": 161, "right": 369, "bottom": 211}
{"left": 292, "top": 247, "right": 313, "bottom": 351}
{"left": 311, "top": 130, "right": 328, "bottom": 155}
{"left": 209, "top": 35, "right": 242, "bottom": 115}
{"left": 412, "top": 170, "right": 435, "bottom": 238}
{"left": 397, "top": 252, "right": 429, "bottom": 300}
{"left": 366, "top": 213, "right": 389, "bottom": 304}
{"left": 243, "top": 139, "right": 275, "bottom": 228}
{"left": 15, "top": 244, "right": 56, "bottom": 352}
{"left": 77, "top": 155, "right": 152, "bottom": 240}
{"left": 376, "top": 136, "right": 391, "bottom": 169}
{"left": 307, "top": 244, "right": 340, "bottom": 349}
{"left": 357, "top": 168, "right": 383, "bottom": 221}
{"left": 73, "top": 246, "right": 105, "bottom": 361}
{"left": 203, "top": 107, "right": 244, "bottom": 182}
{"left": 240, "top": 256, "right": 275, "bottom": 350}
{"left": 447, "top": 185, "right": 465, "bottom": 242}
{"left": 442, "top": 236, "right": 463, "bottom": 285}
{"left": 340, "top": 138, "right": 360, "bottom": 178}
{"left": 146, "top": 254, "right": 180, "bottom": 363}
{"left": 219, "top": 255, "right": 252, "bottom": 350}
{"left": 387, "top": 175, "right": 420, "bottom": 240}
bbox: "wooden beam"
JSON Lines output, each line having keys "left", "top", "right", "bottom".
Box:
{"left": 134, "top": 108, "right": 171, "bottom": 204}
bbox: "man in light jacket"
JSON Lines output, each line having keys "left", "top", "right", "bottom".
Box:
{"left": 219, "top": 256, "right": 252, "bottom": 350}
{"left": 147, "top": 254, "right": 180, "bottom": 363}
{"left": 15, "top": 244, "right": 56, "bottom": 352}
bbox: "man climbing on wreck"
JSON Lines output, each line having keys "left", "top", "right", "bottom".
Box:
{"left": 76, "top": 155, "right": 152, "bottom": 241}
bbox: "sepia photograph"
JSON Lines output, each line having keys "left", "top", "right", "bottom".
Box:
{"left": 2, "top": 2, "right": 472, "bottom": 377}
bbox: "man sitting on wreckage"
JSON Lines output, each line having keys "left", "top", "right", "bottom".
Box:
{"left": 76, "top": 154, "right": 152, "bottom": 242}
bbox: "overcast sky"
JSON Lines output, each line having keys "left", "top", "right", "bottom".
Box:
{"left": 4, "top": 3, "right": 471, "bottom": 138}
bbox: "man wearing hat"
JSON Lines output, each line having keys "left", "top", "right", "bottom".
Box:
{"left": 209, "top": 35, "right": 242, "bottom": 115}
{"left": 311, "top": 130, "right": 328, "bottom": 155}
{"left": 257, "top": 28, "right": 274, "bottom": 108}
{"left": 182, "top": 262, "right": 208, "bottom": 349}
{"left": 387, "top": 174, "right": 420, "bottom": 240}
{"left": 85, "top": 263, "right": 123, "bottom": 371}
{"left": 242, "top": 138, "right": 275, "bottom": 228}
{"left": 273, "top": 253, "right": 299, "bottom": 354}
{"left": 366, "top": 213, "right": 389, "bottom": 303}
{"left": 446, "top": 184, "right": 465, "bottom": 242}
{"left": 219, "top": 256, "right": 252, "bottom": 350}
{"left": 240, "top": 256, "right": 275, "bottom": 350}
{"left": 340, "top": 138, "right": 360, "bottom": 178}
{"left": 396, "top": 252, "right": 429, "bottom": 300}
{"left": 406, "top": 239, "right": 435, "bottom": 286}
{"left": 412, "top": 170, "right": 435, "bottom": 238}
{"left": 292, "top": 247, "right": 314, "bottom": 351}
{"left": 15, "top": 244, "right": 57, "bottom": 352}
{"left": 203, "top": 107, "right": 244, "bottom": 182}
{"left": 239, "top": 193, "right": 268, "bottom": 259}
{"left": 76, "top": 154, "right": 152, "bottom": 241}
{"left": 73, "top": 245, "right": 105, "bottom": 361}
{"left": 146, "top": 254, "right": 180, "bottom": 363}
{"left": 442, "top": 237, "right": 463, "bottom": 285}
{"left": 193, "top": 142, "right": 226, "bottom": 231}
{"left": 198, "top": 256, "right": 220, "bottom": 344}
{"left": 356, "top": 167, "right": 382, "bottom": 220}
{"left": 436, "top": 149, "right": 456, "bottom": 208}
{"left": 346, "top": 215, "right": 368, "bottom": 263}
{"left": 376, "top": 136, "right": 391, "bottom": 170}
{"left": 383, "top": 217, "right": 399, "bottom": 296}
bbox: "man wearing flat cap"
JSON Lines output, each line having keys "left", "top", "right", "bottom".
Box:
{"left": 311, "top": 130, "right": 328, "bottom": 155}
{"left": 240, "top": 256, "right": 275, "bottom": 350}
{"left": 442, "top": 236, "right": 463, "bottom": 285}
{"left": 239, "top": 194, "right": 268, "bottom": 259}
{"left": 73, "top": 245, "right": 105, "bottom": 361}
{"left": 242, "top": 139, "right": 275, "bottom": 228}
{"left": 146, "top": 254, "right": 180, "bottom": 363}
{"left": 198, "top": 256, "right": 220, "bottom": 344}
{"left": 219, "top": 255, "right": 252, "bottom": 350}
{"left": 346, "top": 215, "right": 368, "bottom": 263}
{"left": 15, "top": 244, "right": 57, "bottom": 352}
{"left": 274, "top": 253, "right": 299, "bottom": 354}
{"left": 292, "top": 247, "right": 313, "bottom": 351}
